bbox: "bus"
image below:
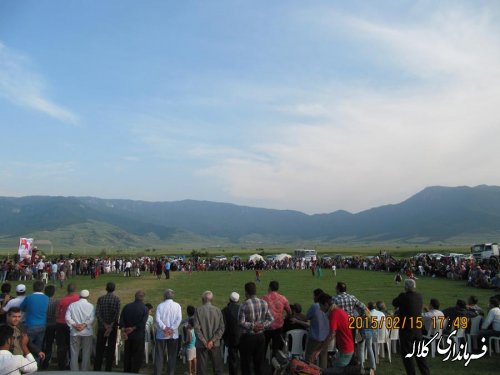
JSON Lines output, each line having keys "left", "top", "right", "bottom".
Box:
{"left": 294, "top": 249, "right": 317, "bottom": 261}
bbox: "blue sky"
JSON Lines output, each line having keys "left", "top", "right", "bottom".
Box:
{"left": 1, "top": 0, "right": 500, "bottom": 213}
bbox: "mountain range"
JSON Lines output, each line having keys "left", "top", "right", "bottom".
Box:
{"left": 1, "top": 185, "right": 500, "bottom": 249}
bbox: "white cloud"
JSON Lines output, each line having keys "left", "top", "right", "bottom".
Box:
{"left": 199, "top": 6, "right": 500, "bottom": 214}
{"left": 0, "top": 42, "right": 78, "bottom": 124}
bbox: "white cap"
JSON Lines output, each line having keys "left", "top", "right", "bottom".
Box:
{"left": 80, "top": 289, "right": 90, "bottom": 298}
{"left": 16, "top": 284, "right": 26, "bottom": 293}
{"left": 230, "top": 292, "right": 240, "bottom": 302}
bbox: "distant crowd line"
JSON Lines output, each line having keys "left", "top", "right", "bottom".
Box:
{"left": 1, "top": 251, "right": 498, "bottom": 292}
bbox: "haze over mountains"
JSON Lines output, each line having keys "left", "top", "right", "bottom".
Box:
{"left": 1, "top": 185, "right": 500, "bottom": 249}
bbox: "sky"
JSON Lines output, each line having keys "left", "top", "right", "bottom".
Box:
{"left": 1, "top": 0, "right": 500, "bottom": 214}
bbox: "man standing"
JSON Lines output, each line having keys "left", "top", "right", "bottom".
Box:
{"left": 0, "top": 325, "right": 38, "bottom": 375}
{"left": 392, "top": 279, "right": 430, "bottom": 375}
{"left": 2, "top": 284, "right": 27, "bottom": 316}
{"left": 55, "top": 283, "right": 79, "bottom": 370}
{"left": 41, "top": 285, "right": 58, "bottom": 369}
{"left": 262, "top": 281, "right": 291, "bottom": 358}
{"left": 222, "top": 292, "right": 241, "bottom": 375}
{"left": 312, "top": 293, "right": 354, "bottom": 369}
{"left": 94, "top": 282, "right": 121, "bottom": 372}
{"left": 333, "top": 282, "right": 369, "bottom": 318}
{"left": 20, "top": 281, "right": 49, "bottom": 363}
{"left": 164, "top": 260, "right": 171, "bottom": 280}
{"left": 154, "top": 289, "right": 182, "bottom": 375}
{"left": 120, "top": 290, "right": 149, "bottom": 373}
{"left": 238, "top": 282, "right": 274, "bottom": 375}
{"left": 304, "top": 289, "right": 329, "bottom": 369}
{"left": 193, "top": 291, "right": 225, "bottom": 375}
{"left": 65, "top": 289, "right": 95, "bottom": 371}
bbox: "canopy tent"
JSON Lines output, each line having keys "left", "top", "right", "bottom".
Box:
{"left": 276, "top": 253, "right": 292, "bottom": 261}
{"left": 248, "top": 254, "right": 264, "bottom": 262}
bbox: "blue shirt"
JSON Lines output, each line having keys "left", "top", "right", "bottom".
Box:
{"left": 306, "top": 302, "right": 329, "bottom": 341}
{"left": 20, "top": 292, "right": 49, "bottom": 328}
{"left": 164, "top": 262, "right": 171, "bottom": 271}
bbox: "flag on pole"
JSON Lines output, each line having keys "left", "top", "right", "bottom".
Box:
{"left": 18, "top": 238, "right": 33, "bottom": 258}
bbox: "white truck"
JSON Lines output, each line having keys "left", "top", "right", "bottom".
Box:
{"left": 470, "top": 243, "right": 499, "bottom": 265}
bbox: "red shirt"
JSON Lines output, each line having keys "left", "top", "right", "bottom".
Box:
{"left": 56, "top": 293, "right": 80, "bottom": 324}
{"left": 329, "top": 307, "right": 354, "bottom": 353}
{"left": 262, "top": 291, "right": 291, "bottom": 330}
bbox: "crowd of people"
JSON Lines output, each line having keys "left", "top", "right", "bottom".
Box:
{"left": 0, "top": 274, "right": 498, "bottom": 375}
{"left": 1, "top": 250, "right": 498, "bottom": 292}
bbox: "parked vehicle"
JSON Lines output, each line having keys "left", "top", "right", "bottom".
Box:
{"left": 470, "top": 243, "right": 499, "bottom": 265}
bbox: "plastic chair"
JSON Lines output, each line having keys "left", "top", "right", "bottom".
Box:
{"left": 466, "top": 316, "right": 482, "bottom": 352}
{"left": 41, "top": 272, "right": 49, "bottom": 284}
{"left": 388, "top": 328, "right": 399, "bottom": 353}
{"left": 115, "top": 333, "right": 122, "bottom": 365}
{"left": 423, "top": 319, "right": 445, "bottom": 358}
{"left": 285, "top": 329, "right": 308, "bottom": 359}
{"left": 374, "top": 327, "right": 391, "bottom": 363}
{"left": 489, "top": 336, "right": 500, "bottom": 356}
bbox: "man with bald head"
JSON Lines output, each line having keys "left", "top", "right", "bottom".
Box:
{"left": 194, "top": 290, "right": 225, "bottom": 375}
{"left": 393, "top": 279, "right": 429, "bottom": 375}
{"left": 154, "top": 289, "right": 182, "bottom": 375}
{"left": 119, "top": 290, "right": 149, "bottom": 373}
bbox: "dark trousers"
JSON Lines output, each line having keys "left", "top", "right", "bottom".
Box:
{"left": 264, "top": 327, "right": 284, "bottom": 357}
{"left": 154, "top": 338, "right": 178, "bottom": 375}
{"left": 56, "top": 323, "right": 70, "bottom": 370}
{"left": 42, "top": 324, "right": 56, "bottom": 369}
{"left": 399, "top": 331, "right": 430, "bottom": 375}
{"left": 94, "top": 327, "right": 118, "bottom": 371}
{"left": 124, "top": 337, "right": 145, "bottom": 373}
{"left": 239, "top": 333, "right": 266, "bottom": 375}
{"left": 226, "top": 344, "right": 240, "bottom": 375}
{"left": 196, "top": 346, "right": 224, "bottom": 375}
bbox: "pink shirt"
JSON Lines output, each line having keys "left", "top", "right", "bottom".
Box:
{"left": 262, "top": 291, "right": 291, "bottom": 330}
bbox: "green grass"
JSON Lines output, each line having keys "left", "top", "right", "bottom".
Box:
{"left": 11, "top": 268, "right": 500, "bottom": 374}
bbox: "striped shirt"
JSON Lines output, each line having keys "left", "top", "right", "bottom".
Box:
{"left": 238, "top": 297, "right": 274, "bottom": 335}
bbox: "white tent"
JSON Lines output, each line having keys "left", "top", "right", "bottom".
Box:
{"left": 248, "top": 254, "right": 264, "bottom": 262}
{"left": 276, "top": 253, "right": 292, "bottom": 261}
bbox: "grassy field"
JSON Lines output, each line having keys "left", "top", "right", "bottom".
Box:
{"left": 10, "top": 268, "right": 500, "bottom": 374}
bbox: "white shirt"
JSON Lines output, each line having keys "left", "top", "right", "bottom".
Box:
{"left": 65, "top": 298, "right": 95, "bottom": 336}
{"left": 3, "top": 296, "right": 26, "bottom": 313}
{"left": 482, "top": 307, "right": 500, "bottom": 331}
{"left": 155, "top": 299, "right": 182, "bottom": 340}
{"left": 422, "top": 309, "right": 445, "bottom": 333}
{"left": 0, "top": 350, "right": 37, "bottom": 375}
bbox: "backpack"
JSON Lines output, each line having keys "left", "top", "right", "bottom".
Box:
{"left": 289, "top": 359, "right": 322, "bottom": 375}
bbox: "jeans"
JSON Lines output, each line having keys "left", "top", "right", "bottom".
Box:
{"left": 358, "top": 330, "right": 376, "bottom": 370}
{"left": 27, "top": 325, "right": 45, "bottom": 363}
{"left": 42, "top": 324, "right": 56, "bottom": 369}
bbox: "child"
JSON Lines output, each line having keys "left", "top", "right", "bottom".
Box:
{"left": 58, "top": 269, "right": 65, "bottom": 288}
{"left": 255, "top": 269, "right": 261, "bottom": 283}
{"left": 145, "top": 303, "right": 155, "bottom": 362}
{"left": 184, "top": 318, "right": 196, "bottom": 375}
